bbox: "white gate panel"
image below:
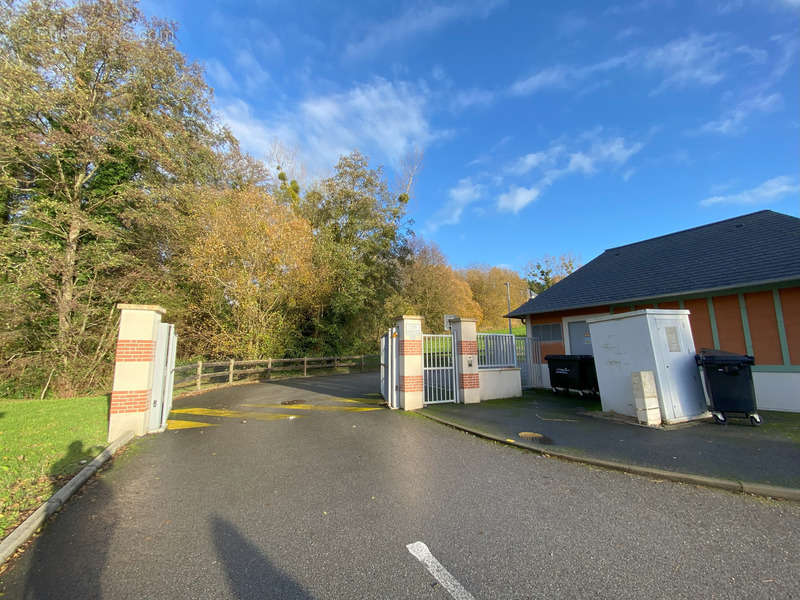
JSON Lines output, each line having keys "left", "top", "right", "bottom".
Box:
{"left": 148, "top": 322, "right": 177, "bottom": 433}
{"left": 423, "top": 334, "right": 457, "bottom": 404}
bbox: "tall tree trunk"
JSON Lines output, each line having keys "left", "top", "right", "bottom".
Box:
{"left": 57, "top": 214, "right": 81, "bottom": 362}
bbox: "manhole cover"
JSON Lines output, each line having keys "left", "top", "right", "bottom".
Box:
{"left": 518, "top": 431, "right": 554, "bottom": 444}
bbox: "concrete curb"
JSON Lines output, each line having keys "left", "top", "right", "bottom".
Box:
{"left": 0, "top": 431, "right": 135, "bottom": 565}
{"left": 418, "top": 412, "right": 800, "bottom": 503}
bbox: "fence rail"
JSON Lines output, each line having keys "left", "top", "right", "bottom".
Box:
{"left": 477, "top": 333, "right": 517, "bottom": 368}
{"left": 173, "top": 354, "right": 380, "bottom": 390}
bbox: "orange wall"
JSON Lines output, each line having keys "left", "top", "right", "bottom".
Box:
{"left": 745, "top": 291, "right": 782, "bottom": 364}
{"left": 528, "top": 306, "right": 609, "bottom": 361}
{"left": 713, "top": 295, "right": 747, "bottom": 355}
{"left": 780, "top": 287, "right": 800, "bottom": 364}
{"left": 525, "top": 287, "right": 799, "bottom": 365}
{"left": 685, "top": 298, "right": 714, "bottom": 350}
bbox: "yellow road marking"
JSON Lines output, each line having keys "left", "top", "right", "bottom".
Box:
{"left": 170, "top": 408, "right": 303, "bottom": 420}
{"left": 167, "top": 419, "right": 217, "bottom": 430}
{"left": 240, "top": 403, "right": 382, "bottom": 412}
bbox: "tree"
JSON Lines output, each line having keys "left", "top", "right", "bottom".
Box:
{"left": 178, "top": 187, "right": 317, "bottom": 359}
{"left": 295, "top": 151, "right": 410, "bottom": 354}
{"left": 525, "top": 254, "right": 579, "bottom": 295}
{"left": 0, "top": 0, "right": 223, "bottom": 394}
{"left": 461, "top": 266, "right": 529, "bottom": 330}
{"left": 390, "top": 239, "right": 482, "bottom": 332}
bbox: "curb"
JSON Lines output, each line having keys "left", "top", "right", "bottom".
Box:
{"left": 0, "top": 431, "right": 135, "bottom": 565}
{"left": 417, "top": 412, "right": 800, "bottom": 503}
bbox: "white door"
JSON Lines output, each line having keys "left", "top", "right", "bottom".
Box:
{"left": 652, "top": 317, "right": 705, "bottom": 421}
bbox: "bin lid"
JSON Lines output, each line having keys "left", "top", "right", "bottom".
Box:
{"left": 695, "top": 349, "right": 755, "bottom": 366}
{"left": 544, "top": 354, "right": 594, "bottom": 360}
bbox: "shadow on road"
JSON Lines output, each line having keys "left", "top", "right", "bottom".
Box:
{"left": 211, "top": 515, "right": 313, "bottom": 600}
{"left": 258, "top": 373, "right": 378, "bottom": 401}
{"left": 8, "top": 442, "right": 117, "bottom": 599}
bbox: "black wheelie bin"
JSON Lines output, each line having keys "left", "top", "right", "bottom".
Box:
{"left": 545, "top": 354, "right": 598, "bottom": 396}
{"left": 695, "top": 349, "right": 762, "bottom": 425}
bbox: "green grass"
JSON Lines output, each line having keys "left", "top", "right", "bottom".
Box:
{"left": 479, "top": 324, "right": 526, "bottom": 335}
{"left": 0, "top": 396, "right": 109, "bottom": 539}
{"left": 750, "top": 411, "right": 800, "bottom": 444}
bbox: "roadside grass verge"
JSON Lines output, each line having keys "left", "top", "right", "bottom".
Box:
{"left": 0, "top": 396, "right": 108, "bottom": 540}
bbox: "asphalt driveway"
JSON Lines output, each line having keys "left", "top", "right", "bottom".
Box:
{"left": 2, "top": 373, "right": 799, "bottom": 599}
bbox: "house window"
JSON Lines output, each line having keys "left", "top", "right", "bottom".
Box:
{"left": 530, "top": 323, "right": 563, "bottom": 342}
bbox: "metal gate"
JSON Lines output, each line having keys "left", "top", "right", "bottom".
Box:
{"left": 380, "top": 327, "right": 399, "bottom": 409}
{"left": 515, "top": 336, "right": 543, "bottom": 389}
{"left": 148, "top": 322, "right": 178, "bottom": 433}
{"left": 423, "top": 334, "right": 457, "bottom": 404}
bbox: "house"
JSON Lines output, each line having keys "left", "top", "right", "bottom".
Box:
{"left": 506, "top": 210, "right": 800, "bottom": 412}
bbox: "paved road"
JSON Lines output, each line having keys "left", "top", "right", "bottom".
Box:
{"left": 2, "top": 374, "right": 799, "bottom": 599}
{"left": 425, "top": 391, "right": 800, "bottom": 488}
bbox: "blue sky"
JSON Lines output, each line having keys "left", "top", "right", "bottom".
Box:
{"left": 142, "top": 0, "right": 799, "bottom": 272}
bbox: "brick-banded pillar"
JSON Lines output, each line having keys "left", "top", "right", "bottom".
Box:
{"left": 108, "top": 304, "right": 166, "bottom": 441}
{"left": 397, "top": 315, "right": 424, "bottom": 410}
{"left": 451, "top": 318, "right": 480, "bottom": 404}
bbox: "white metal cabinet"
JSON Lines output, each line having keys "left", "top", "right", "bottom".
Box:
{"left": 587, "top": 309, "right": 707, "bottom": 424}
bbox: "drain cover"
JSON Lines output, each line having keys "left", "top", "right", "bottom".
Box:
{"left": 281, "top": 399, "right": 301, "bottom": 405}
{"left": 518, "top": 431, "right": 554, "bottom": 444}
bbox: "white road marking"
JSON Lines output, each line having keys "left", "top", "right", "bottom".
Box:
{"left": 406, "top": 541, "right": 475, "bottom": 600}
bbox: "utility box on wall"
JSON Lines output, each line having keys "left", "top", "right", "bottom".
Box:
{"left": 587, "top": 309, "right": 708, "bottom": 424}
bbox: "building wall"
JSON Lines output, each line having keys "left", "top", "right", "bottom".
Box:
{"left": 781, "top": 287, "right": 800, "bottom": 363}
{"left": 521, "top": 282, "right": 800, "bottom": 411}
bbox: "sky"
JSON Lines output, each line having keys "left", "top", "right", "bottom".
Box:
{"left": 141, "top": 0, "right": 800, "bottom": 272}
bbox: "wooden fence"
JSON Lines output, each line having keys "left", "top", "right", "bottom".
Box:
{"left": 173, "top": 354, "right": 380, "bottom": 391}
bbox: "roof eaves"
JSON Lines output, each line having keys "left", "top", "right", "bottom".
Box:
{"left": 505, "top": 275, "right": 800, "bottom": 317}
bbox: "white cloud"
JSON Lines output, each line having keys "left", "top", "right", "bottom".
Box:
{"left": 235, "top": 49, "right": 272, "bottom": 92}
{"left": 451, "top": 88, "right": 495, "bottom": 111}
{"left": 497, "top": 131, "right": 645, "bottom": 212}
{"left": 643, "top": 33, "right": 730, "bottom": 93}
{"left": 615, "top": 26, "right": 641, "bottom": 41}
{"left": 344, "top": 0, "right": 505, "bottom": 60}
{"left": 425, "top": 178, "right": 484, "bottom": 232}
{"left": 205, "top": 59, "right": 238, "bottom": 92}
{"left": 509, "top": 33, "right": 761, "bottom": 97}
{"left": 497, "top": 185, "right": 540, "bottom": 213}
{"left": 510, "top": 66, "right": 571, "bottom": 95}
{"left": 504, "top": 145, "right": 564, "bottom": 176}
{"left": 701, "top": 176, "right": 800, "bottom": 206}
{"left": 217, "top": 78, "right": 441, "bottom": 174}
{"left": 698, "top": 92, "right": 782, "bottom": 135}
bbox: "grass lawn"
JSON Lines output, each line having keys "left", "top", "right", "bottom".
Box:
{"left": 0, "top": 396, "right": 109, "bottom": 540}
{"left": 479, "top": 324, "right": 526, "bottom": 335}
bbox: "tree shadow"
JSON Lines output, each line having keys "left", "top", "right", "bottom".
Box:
{"left": 258, "top": 373, "right": 378, "bottom": 400}
{"left": 0, "top": 441, "right": 117, "bottom": 599}
{"left": 211, "top": 515, "right": 313, "bottom": 600}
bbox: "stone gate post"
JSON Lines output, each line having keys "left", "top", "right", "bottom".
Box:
{"left": 396, "top": 315, "right": 424, "bottom": 410}
{"left": 108, "top": 304, "right": 166, "bottom": 441}
{"left": 450, "top": 318, "right": 480, "bottom": 404}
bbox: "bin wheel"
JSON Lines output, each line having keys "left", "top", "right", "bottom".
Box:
{"left": 712, "top": 412, "right": 726, "bottom": 425}
{"left": 749, "top": 414, "right": 762, "bottom": 427}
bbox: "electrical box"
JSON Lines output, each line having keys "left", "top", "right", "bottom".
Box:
{"left": 587, "top": 309, "right": 708, "bottom": 424}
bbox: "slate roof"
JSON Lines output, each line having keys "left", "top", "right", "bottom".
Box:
{"left": 507, "top": 210, "right": 800, "bottom": 317}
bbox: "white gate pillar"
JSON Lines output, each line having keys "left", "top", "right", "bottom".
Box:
{"left": 108, "top": 304, "right": 165, "bottom": 441}
{"left": 397, "top": 315, "right": 424, "bottom": 410}
{"left": 451, "top": 318, "right": 480, "bottom": 404}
